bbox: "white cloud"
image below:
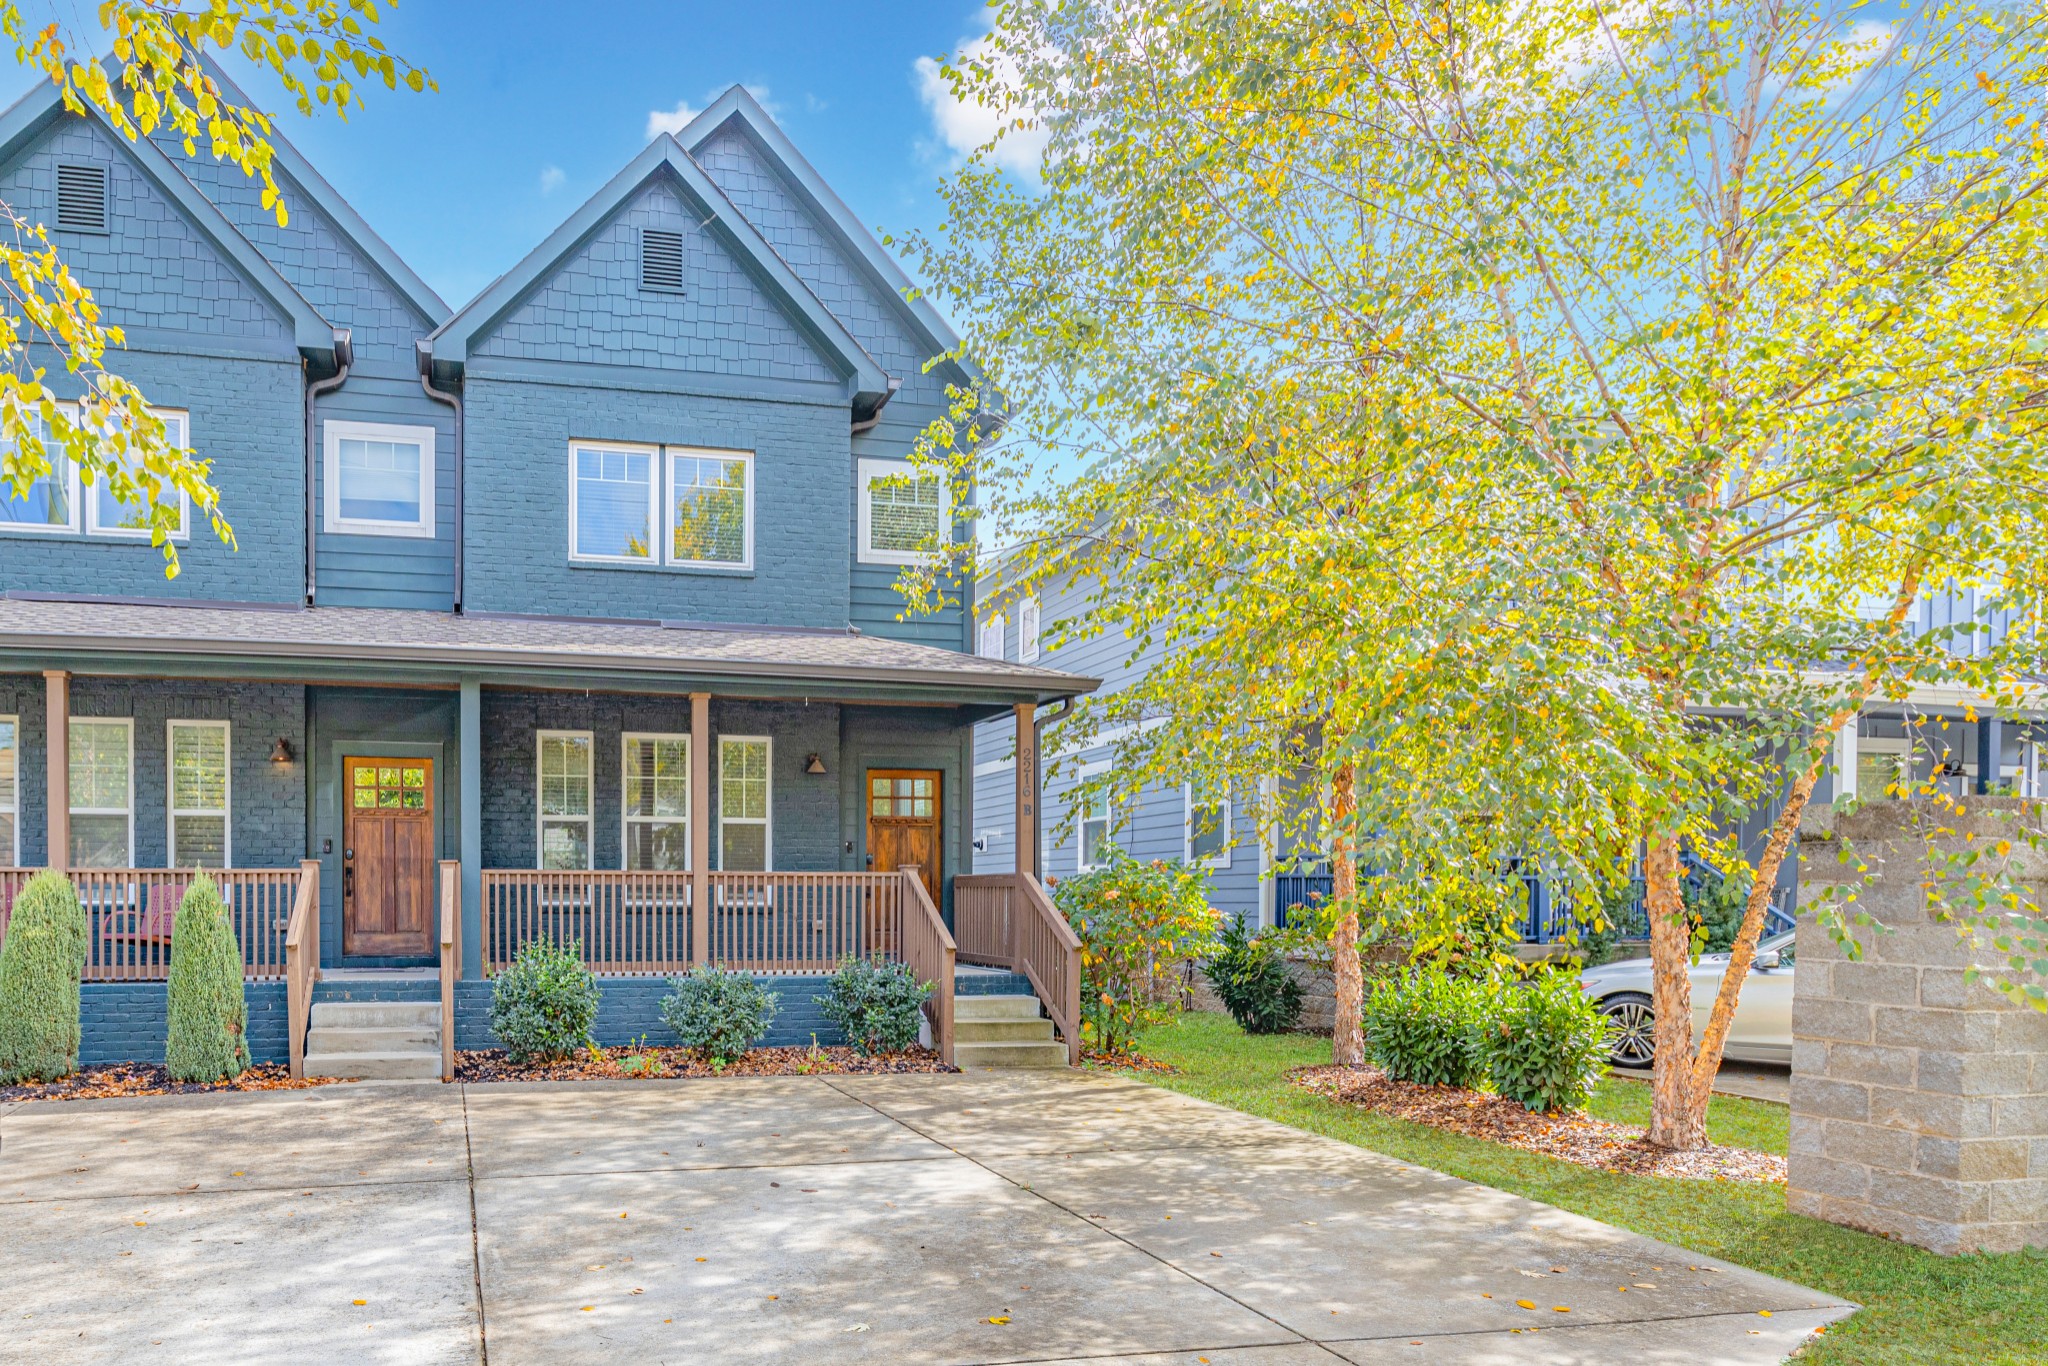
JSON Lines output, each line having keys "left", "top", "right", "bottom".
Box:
{"left": 538, "top": 164, "right": 565, "bottom": 195}
{"left": 914, "top": 34, "right": 1050, "bottom": 183}
{"left": 646, "top": 100, "right": 702, "bottom": 140}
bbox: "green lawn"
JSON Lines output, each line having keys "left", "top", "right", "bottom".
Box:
{"left": 1123, "top": 1011, "right": 2048, "bottom": 1366}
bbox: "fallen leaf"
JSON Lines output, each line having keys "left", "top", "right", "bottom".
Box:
{"left": 631, "top": 1289, "right": 643, "bottom": 1296}
{"left": 1553, "top": 1306, "right": 1570, "bottom": 1313}
{"left": 984, "top": 1317, "right": 1010, "bottom": 1325}
{"left": 352, "top": 1300, "right": 366, "bottom": 1307}
{"left": 846, "top": 1323, "right": 869, "bottom": 1333}
{"left": 1515, "top": 1300, "right": 1536, "bottom": 1310}
{"left": 580, "top": 1306, "right": 593, "bottom": 1312}
{"left": 695, "top": 1257, "right": 708, "bottom": 1263}
{"left": 1759, "top": 1310, "right": 1773, "bottom": 1318}
{"left": 1633, "top": 1283, "right": 1657, "bottom": 1290}
{"left": 1209, "top": 1251, "right": 1222, "bottom": 1258}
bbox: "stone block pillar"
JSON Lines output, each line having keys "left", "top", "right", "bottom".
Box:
{"left": 1790, "top": 799, "right": 2048, "bottom": 1254}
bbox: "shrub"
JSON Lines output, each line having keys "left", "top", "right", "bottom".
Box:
{"left": 661, "top": 966, "right": 779, "bottom": 1064}
{"left": 489, "top": 938, "right": 601, "bottom": 1064}
{"left": 1203, "top": 915, "right": 1302, "bottom": 1035}
{"left": 817, "top": 954, "right": 930, "bottom": 1056}
{"left": 1053, "top": 851, "right": 1221, "bottom": 1054}
{"left": 1360, "top": 966, "right": 1485, "bottom": 1087}
{"left": 1474, "top": 970, "right": 1611, "bottom": 1113}
{"left": 165, "top": 874, "right": 250, "bottom": 1082}
{"left": 0, "top": 871, "right": 88, "bottom": 1083}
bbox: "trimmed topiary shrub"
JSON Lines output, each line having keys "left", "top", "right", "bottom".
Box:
{"left": 1203, "top": 914, "right": 1303, "bottom": 1035}
{"left": 1475, "top": 970, "right": 1612, "bottom": 1113}
{"left": 661, "top": 965, "right": 779, "bottom": 1065}
{"left": 816, "top": 953, "right": 930, "bottom": 1056}
{"left": 489, "top": 938, "right": 601, "bottom": 1064}
{"left": 165, "top": 874, "right": 251, "bottom": 1082}
{"left": 0, "top": 870, "right": 89, "bottom": 1083}
{"left": 1360, "top": 966, "right": 1485, "bottom": 1087}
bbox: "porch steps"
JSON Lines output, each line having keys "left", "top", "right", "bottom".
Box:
{"left": 303, "top": 1000, "right": 443, "bottom": 1081}
{"left": 953, "top": 994, "right": 1068, "bottom": 1070}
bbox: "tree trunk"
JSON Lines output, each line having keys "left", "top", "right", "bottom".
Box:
{"left": 1330, "top": 761, "right": 1364, "bottom": 1065}
{"left": 1644, "top": 833, "right": 1708, "bottom": 1149}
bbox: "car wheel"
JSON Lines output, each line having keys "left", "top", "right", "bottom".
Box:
{"left": 1599, "top": 992, "right": 1656, "bottom": 1068}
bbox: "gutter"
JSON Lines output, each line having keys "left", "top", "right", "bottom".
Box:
{"left": 302, "top": 329, "right": 354, "bottom": 605}
{"left": 417, "top": 341, "right": 464, "bottom": 612}
{"left": 849, "top": 376, "right": 902, "bottom": 435}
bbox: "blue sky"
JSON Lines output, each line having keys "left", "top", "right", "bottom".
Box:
{"left": 0, "top": 0, "right": 1002, "bottom": 312}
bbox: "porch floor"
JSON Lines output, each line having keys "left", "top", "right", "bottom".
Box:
{"left": 0, "top": 1073, "right": 1850, "bottom": 1363}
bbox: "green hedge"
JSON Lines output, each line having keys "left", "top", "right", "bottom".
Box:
{"left": 0, "top": 871, "right": 88, "bottom": 1082}
{"left": 165, "top": 874, "right": 250, "bottom": 1082}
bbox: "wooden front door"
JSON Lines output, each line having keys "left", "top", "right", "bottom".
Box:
{"left": 866, "top": 769, "right": 942, "bottom": 904}
{"left": 343, "top": 757, "right": 436, "bottom": 956}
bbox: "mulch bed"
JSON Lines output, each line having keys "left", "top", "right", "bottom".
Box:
{"left": 1292, "top": 1065, "right": 1788, "bottom": 1183}
{"left": 1084, "top": 1047, "right": 1179, "bottom": 1074}
{"left": 1, "top": 1063, "right": 342, "bottom": 1104}
{"left": 454, "top": 1044, "right": 954, "bottom": 1083}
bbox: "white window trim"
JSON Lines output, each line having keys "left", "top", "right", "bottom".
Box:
{"left": 536, "top": 729, "right": 594, "bottom": 869}
{"left": 166, "top": 719, "right": 231, "bottom": 868}
{"left": 324, "top": 419, "right": 437, "bottom": 539}
{"left": 1183, "top": 784, "right": 1232, "bottom": 869}
{"left": 0, "top": 416, "right": 79, "bottom": 536}
{"left": 621, "top": 731, "right": 690, "bottom": 871}
{"left": 665, "top": 446, "right": 755, "bottom": 572}
{"left": 69, "top": 716, "right": 134, "bottom": 867}
{"left": 855, "top": 456, "right": 949, "bottom": 566}
{"left": 979, "top": 614, "right": 1005, "bottom": 661}
{"left": 84, "top": 408, "right": 191, "bottom": 542}
{"left": 1077, "top": 758, "right": 1111, "bottom": 872}
{"left": 1018, "top": 596, "right": 1041, "bottom": 663}
{"left": 0, "top": 712, "right": 16, "bottom": 865}
{"left": 717, "top": 734, "right": 773, "bottom": 871}
{"left": 567, "top": 439, "right": 661, "bottom": 565}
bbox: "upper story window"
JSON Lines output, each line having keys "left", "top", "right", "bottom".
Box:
{"left": 1078, "top": 783, "right": 1113, "bottom": 871}
{"left": 1184, "top": 786, "right": 1231, "bottom": 868}
{"left": 568, "top": 441, "right": 752, "bottom": 572}
{"left": 1, "top": 405, "right": 190, "bottom": 540}
{"left": 168, "top": 720, "right": 230, "bottom": 868}
{"left": 1018, "top": 596, "right": 1041, "bottom": 662}
{"left": 623, "top": 732, "right": 689, "bottom": 871}
{"left": 0, "top": 413, "right": 74, "bottom": 533}
{"left": 856, "top": 457, "right": 947, "bottom": 566}
{"left": 537, "top": 730, "right": 594, "bottom": 869}
{"left": 86, "top": 409, "right": 190, "bottom": 541}
{"left": 978, "top": 615, "right": 1005, "bottom": 660}
{"left": 70, "top": 717, "right": 133, "bottom": 868}
{"left": 324, "top": 420, "right": 436, "bottom": 539}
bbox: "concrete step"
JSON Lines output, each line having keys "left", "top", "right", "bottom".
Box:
{"left": 954, "top": 995, "right": 1045, "bottom": 1022}
{"left": 310, "top": 1001, "right": 439, "bottom": 1029}
{"left": 953, "top": 1039, "right": 1070, "bottom": 1070}
{"left": 306, "top": 1024, "right": 439, "bottom": 1055}
{"left": 303, "top": 1051, "right": 443, "bottom": 1081}
{"left": 954, "top": 1018, "right": 1057, "bottom": 1044}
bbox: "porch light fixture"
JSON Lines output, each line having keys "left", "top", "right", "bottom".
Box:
{"left": 805, "top": 752, "right": 827, "bottom": 775}
{"left": 270, "top": 737, "right": 295, "bottom": 765}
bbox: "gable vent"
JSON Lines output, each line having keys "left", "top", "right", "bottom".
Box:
{"left": 55, "top": 163, "right": 109, "bottom": 234}
{"left": 640, "top": 228, "right": 685, "bottom": 293}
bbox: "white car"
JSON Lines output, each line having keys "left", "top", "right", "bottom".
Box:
{"left": 1578, "top": 931, "right": 1796, "bottom": 1067}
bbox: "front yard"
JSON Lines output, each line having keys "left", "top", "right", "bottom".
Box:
{"left": 1122, "top": 1011, "right": 2048, "bottom": 1366}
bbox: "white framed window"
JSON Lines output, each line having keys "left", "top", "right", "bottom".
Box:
{"left": 0, "top": 714, "right": 16, "bottom": 864}
{"left": 0, "top": 411, "right": 77, "bottom": 535}
{"left": 167, "top": 720, "right": 230, "bottom": 868}
{"left": 1184, "top": 785, "right": 1232, "bottom": 868}
{"left": 1857, "top": 734, "right": 1915, "bottom": 802}
{"left": 1018, "top": 596, "right": 1041, "bottom": 662}
{"left": 69, "top": 717, "right": 133, "bottom": 868}
{"left": 622, "top": 732, "right": 689, "bottom": 871}
{"left": 856, "top": 457, "right": 947, "bottom": 566}
{"left": 718, "top": 735, "right": 771, "bottom": 871}
{"left": 85, "top": 409, "right": 190, "bottom": 541}
{"left": 536, "top": 730, "right": 593, "bottom": 869}
{"left": 667, "top": 447, "right": 753, "bottom": 569}
{"left": 569, "top": 440, "right": 659, "bottom": 563}
{"left": 1077, "top": 761, "right": 1112, "bottom": 871}
{"left": 979, "top": 615, "right": 1005, "bottom": 660}
{"left": 324, "top": 420, "right": 436, "bottom": 538}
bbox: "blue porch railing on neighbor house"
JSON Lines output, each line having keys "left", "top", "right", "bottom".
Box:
{"left": 1273, "top": 854, "right": 1797, "bottom": 945}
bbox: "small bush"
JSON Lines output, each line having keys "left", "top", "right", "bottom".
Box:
{"left": 817, "top": 954, "right": 929, "bottom": 1056}
{"left": 0, "top": 871, "right": 88, "bottom": 1083}
{"left": 1054, "top": 851, "right": 1221, "bottom": 1054}
{"left": 489, "top": 938, "right": 601, "bottom": 1064}
{"left": 165, "top": 875, "right": 251, "bottom": 1082}
{"left": 661, "top": 965, "right": 779, "bottom": 1064}
{"left": 1360, "top": 966, "right": 1485, "bottom": 1088}
{"left": 1474, "top": 971, "right": 1611, "bottom": 1113}
{"left": 1203, "top": 915, "right": 1302, "bottom": 1034}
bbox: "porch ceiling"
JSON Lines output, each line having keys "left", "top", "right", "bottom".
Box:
{"left": 0, "top": 594, "right": 1096, "bottom": 710}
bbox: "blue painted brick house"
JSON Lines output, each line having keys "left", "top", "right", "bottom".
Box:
{"left": 0, "top": 73, "right": 1094, "bottom": 1073}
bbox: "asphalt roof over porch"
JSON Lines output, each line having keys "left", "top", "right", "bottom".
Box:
{"left": 0, "top": 594, "right": 1096, "bottom": 710}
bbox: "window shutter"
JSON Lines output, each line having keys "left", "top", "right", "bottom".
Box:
{"left": 55, "top": 164, "right": 109, "bottom": 233}
{"left": 640, "top": 228, "right": 685, "bottom": 292}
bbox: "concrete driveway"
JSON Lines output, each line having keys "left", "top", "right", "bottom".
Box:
{"left": 1, "top": 1072, "right": 1851, "bottom": 1365}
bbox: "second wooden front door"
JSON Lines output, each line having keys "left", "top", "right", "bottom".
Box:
{"left": 866, "top": 769, "right": 942, "bottom": 905}
{"left": 343, "top": 757, "right": 436, "bottom": 957}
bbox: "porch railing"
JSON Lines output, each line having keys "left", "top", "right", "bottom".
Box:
{"left": 284, "top": 859, "right": 320, "bottom": 1080}
{"left": 0, "top": 866, "right": 305, "bottom": 981}
{"left": 895, "top": 869, "right": 955, "bottom": 1066}
{"left": 955, "top": 872, "right": 1082, "bottom": 1065}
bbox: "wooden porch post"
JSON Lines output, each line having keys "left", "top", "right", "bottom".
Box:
{"left": 459, "top": 679, "right": 483, "bottom": 979}
{"left": 690, "top": 691, "right": 711, "bottom": 965}
{"left": 43, "top": 670, "right": 68, "bottom": 869}
{"left": 1015, "top": 702, "right": 1038, "bottom": 881}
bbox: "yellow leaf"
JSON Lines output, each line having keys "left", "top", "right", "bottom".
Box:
{"left": 1516, "top": 1299, "right": 1536, "bottom": 1310}
{"left": 985, "top": 1316, "right": 1011, "bottom": 1325}
{"left": 352, "top": 1300, "right": 366, "bottom": 1307}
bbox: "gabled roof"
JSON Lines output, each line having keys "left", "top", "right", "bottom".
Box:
{"left": 427, "top": 135, "right": 891, "bottom": 410}
{"left": 0, "top": 73, "right": 341, "bottom": 363}
{"left": 678, "top": 86, "right": 976, "bottom": 392}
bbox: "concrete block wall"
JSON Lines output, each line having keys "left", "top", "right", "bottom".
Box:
{"left": 1789, "top": 799, "right": 2048, "bottom": 1254}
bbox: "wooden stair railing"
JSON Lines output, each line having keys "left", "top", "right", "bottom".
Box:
{"left": 954, "top": 872, "right": 1083, "bottom": 1065}
{"left": 895, "top": 868, "right": 956, "bottom": 1066}
{"left": 439, "top": 859, "right": 460, "bottom": 1082}
{"left": 284, "top": 859, "right": 320, "bottom": 1081}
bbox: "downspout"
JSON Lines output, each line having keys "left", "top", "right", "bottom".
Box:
{"left": 849, "top": 377, "right": 902, "bottom": 435}
{"left": 1032, "top": 696, "right": 1074, "bottom": 756}
{"left": 1029, "top": 695, "right": 1075, "bottom": 877}
{"left": 303, "top": 329, "right": 354, "bottom": 606}
{"left": 417, "top": 342, "right": 464, "bottom": 613}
